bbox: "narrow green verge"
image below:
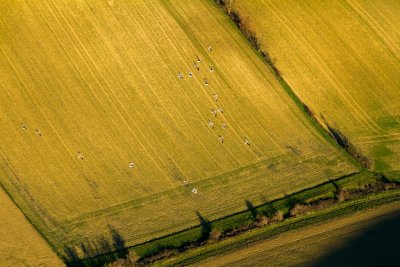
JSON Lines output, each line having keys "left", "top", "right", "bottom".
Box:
{"left": 76, "top": 171, "right": 388, "bottom": 267}
{"left": 156, "top": 189, "right": 400, "bottom": 266}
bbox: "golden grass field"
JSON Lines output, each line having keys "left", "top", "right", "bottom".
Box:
{"left": 195, "top": 202, "right": 400, "bottom": 267}
{"left": 232, "top": 0, "right": 400, "bottom": 178}
{"left": 0, "top": 0, "right": 357, "bottom": 258}
{"left": 0, "top": 187, "right": 64, "bottom": 267}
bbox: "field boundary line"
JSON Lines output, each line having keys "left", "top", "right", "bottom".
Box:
{"left": 0, "top": 163, "right": 64, "bottom": 263}
{"left": 56, "top": 156, "right": 289, "bottom": 227}
{"left": 154, "top": 189, "right": 400, "bottom": 266}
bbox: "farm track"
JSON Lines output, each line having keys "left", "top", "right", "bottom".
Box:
{"left": 194, "top": 202, "right": 400, "bottom": 267}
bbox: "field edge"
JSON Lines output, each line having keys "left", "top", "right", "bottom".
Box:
{"left": 155, "top": 188, "right": 400, "bottom": 267}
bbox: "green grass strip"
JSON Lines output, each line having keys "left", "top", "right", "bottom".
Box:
{"left": 132, "top": 172, "right": 375, "bottom": 259}
{"left": 155, "top": 189, "right": 400, "bottom": 266}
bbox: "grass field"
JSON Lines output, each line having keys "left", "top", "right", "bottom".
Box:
{"left": 0, "top": 0, "right": 357, "bottom": 259}
{"left": 0, "top": 186, "right": 64, "bottom": 267}
{"left": 232, "top": 0, "right": 400, "bottom": 178}
{"left": 195, "top": 202, "right": 400, "bottom": 267}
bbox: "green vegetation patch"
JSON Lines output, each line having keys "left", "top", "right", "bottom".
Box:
{"left": 157, "top": 189, "right": 400, "bottom": 267}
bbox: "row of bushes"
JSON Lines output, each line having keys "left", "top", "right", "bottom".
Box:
{"left": 160, "top": 188, "right": 400, "bottom": 267}
{"left": 214, "top": 0, "right": 375, "bottom": 171}
{"left": 66, "top": 171, "right": 395, "bottom": 266}
{"left": 120, "top": 172, "right": 396, "bottom": 266}
{"left": 132, "top": 183, "right": 336, "bottom": 263}
{"left": 214, "top": 0, "right": 281, "bottom": 77}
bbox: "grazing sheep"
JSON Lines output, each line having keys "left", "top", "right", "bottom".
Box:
{"left": 177, "top": 72, "right": 183, "bottom": 79}
{"left": 218, "top": 135, "right": 224, "bottom": 144}
{"left": 213, "top": 93, "right": 219, "bottom": 102}
{"left": 222, "top": 123, "right": 227, "bottom": 130}
{"left": 77, "top": 151, "right": 84, "bottom": 160}
{"left": 209, "top": 66, "right": 214, "bottom": 72}
{"left": 208, "top": 45, "right": 213, "bottom": 52}
{"left": 128, "top": 162, "right": 135, "bottom": 168}
{"left": 21, "top": 123, "right": 27, "bottom": 130}
{"left": 188, "top": 70, "right": 193, "bottom": 78}
{"left": 204, "top": 78, "right": 209, "bottom": 86}
{"left": 35, "top": 129, "right": 42, "bottom": 137}
{"left": 211, "top": 109, "right": 217, "bottom": 117}
{"left": 244, "top": 139, "right": 251, "bottom": 146}
{"left": 208, "top": 119, "right": 214, "bottom": 129}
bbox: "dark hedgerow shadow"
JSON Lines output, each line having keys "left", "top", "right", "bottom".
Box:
{"left": 63, "top": 246, "right": 80, "bottom": 266}
{"left": 63, "top": 227, "right": 128, "bottom": 267}
{"left": 245, "top": 200, "right": 258, "bottom": 219}
{"left": 325, "top": 124, "right": 371, "bottom": 169}
{"left": 111, "top": 227, "right": 128, "bottom": 258}
{"left": 196, "top": 211, "right": 212, "bottom": 241}
{"left": 312, "top": 209, "right": 400, "bottom": 267}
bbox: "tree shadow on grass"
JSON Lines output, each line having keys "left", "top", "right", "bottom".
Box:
{"left": 312, "top": 209, "right": 400, "bottom": 267}
{"left": 111, "top": 227, "right": 128, "bottom": 258}
{"left": 196, "top": 211, "right": 212, "bottom": 241}
{"left": 245, "top": 200, "right": 258, "bottom": 219}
